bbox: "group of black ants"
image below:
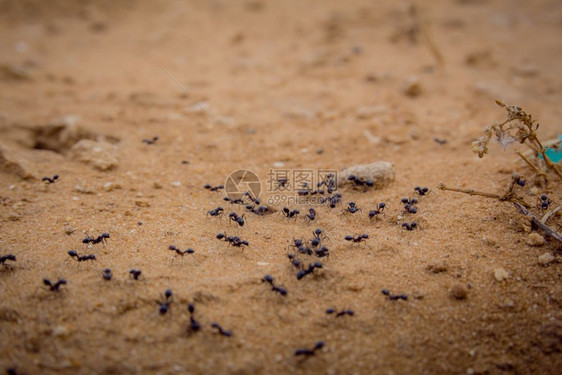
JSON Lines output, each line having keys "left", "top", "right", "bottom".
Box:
{"left": 0, "top": 173, "right": 437, "bottom": 360}
{"left": 5, "top": 173, "right": 554, "bottom": 363}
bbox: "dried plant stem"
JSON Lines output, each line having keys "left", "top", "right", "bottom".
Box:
{"left": 516, "top": 151, "right": 544, "bottom": 176}
{"left": 512, "top": 203, "right": 562, "bottom": 243}
{"left": 473, "top": 101, "right": 562, "bottom": 181}
{"left": 438, "top": 183, "right": 561, "bottom": 243}
{"left": 519, "top": 119, "right": 562, "bottom": 180}
{"left": 539, "top": 148, "right": 562, "bottom": 180}
{"left": 412, "top": 5, "right": 444, "bottom": 66}
{"left": 437, "top": 180, "right": 529, "bottom": 208}
{"left": 541, "top": 206, "right": 561, "bottom": 225}
{"left": 437, "top": 184, "right": 500, "bottom": 199}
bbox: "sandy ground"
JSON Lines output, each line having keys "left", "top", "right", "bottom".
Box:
{"left": 0, "top": 0, "right": 561, "bottom": 374}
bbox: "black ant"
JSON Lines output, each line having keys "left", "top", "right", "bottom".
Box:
{"left": 158, "top": 289, "right": 173, "bottom": 315}
{"left": 205, "top": 184, "right": 224, "bottom": 192}
{"left": 312, "top": 189, "right": 325, "bottom": 195}
{"left": 229, "top": 236, "right": 249, "bottom": 248}
{"left": 243, "top": 191, "right": 260, "bottom": 204}
{"left": 299, "top": 246, "right": 313, "bottom": 256}
{"left": 382, "top": 289, "right": 408, "bottom": 301}
{"left": 248, "top": 205, "right": 270, "bottom": 215}
{"left": 325, "top": 193, "right": 342, "bottom": 208}
{"left": 67, "top": 250, "right": 96, "bottom": 262}
{"left": 129, "top": 269, "right": 142, "bottom": 280}
{"left": 344, "top": 234, "right": 368, "bottom": 243}
{"left": 277, "top": 178, "right": 289, "bottom": 189}
{"left": 402, "top": 222, "right": 417, "bottom": 231}
{"left": 326, "top": 308, "right": 354, "bottom": 317}
{"left": 297, "top": 183, "right": 313, "bottom": 196}
{"left": 309, "top": 229, "right": 327, "bottom": 248}
{"left": 313, "top": 228, "right": 328, "bottom": 241}
{"left": 305, "top": 208, "right": 316, "bottom": 222}
{"left": 296, "top": 262, "right": 323, "bottom": 280}
{"left": 538, "top": 194, "right": 552, "bottom": 210}
{"left": 262, "top": 275, "right": 288, "bottom": 296}
{"left": 414, "top": 186, "right": 430, "bottom": 196}
{"left": 216, "top": 233, "right": 249, "bottom": 248}
{"left": 0, "top": 254, "right": 16, "bottom": 266}
{"left": 314, "top": 246, "right": 330, "bottom": 258}
{"left": 514, "top": 175, "right": 526, "bottom": 187}
{"left": 142, "top": 136, "right": 159, "bottom": 145}
{"left": 288, "top": 253, "right": 303, "bottom": 269}
{"left": 297, "top": 187, "right": 314, "bottom": 196}
{"left": 223, "top": 196, "right": 244, "bottom": 205}
{"left": 347, "top": 174, "right": 374, "bottom": 188}
{"left": 282, "top": 207, "right": 300, "bottom": 219}
{"left": 330, "top": 193, "right": 343, "bottom": 208}
{"left": 290, "top": 238, "right": 312, "bottom": 256}
{"left": 42, "top": 175, "right": 59, "bottom": 184}
{"left": 291, "top": 238, "right": 304, "bottom": 249}
{"left": 82, "top": 233, "right": 110, "bottom": 245}
{"left": 401, "top": 198, "right": 418, "bottom": 214}
{"left": 43, "top": 278, "right": 67, "bottom": 292}
{"left": 207, "top": 206, "right": 224, "bottom": 218}
{"left": 368, "top": 202, "right": 386, "bottom": 219}
{"left": 6, "top": 367, "right": 24, "bottom": 375}
{"left": 168, "top": 245, "right": 195, "bottom": 256}
{"left": 346, "top": 202, "right": 361, "bottom": 214}
{"left": 228, "top": 212, "right": 245, "bottom": 227}
{"left": 102, "top": 268, "right": 112, "bottom": 281}
{"left": 319, "top": 173, "right": 337, "bottom": 193}
{"left": 211, "top": 323, "right": 232, "bottom": 337}
{"left": 295, "top": 341, "right": 324, "bottom": 357}
{"left": 310, "top": 237, "right": 321, "bottom": 247}
{"left": 187, "top": 303, "right": 201, "bottom": 332}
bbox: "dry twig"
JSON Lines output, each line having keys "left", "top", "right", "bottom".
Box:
{"left": 438, "top": 179, "right": 561, "bottom": 243}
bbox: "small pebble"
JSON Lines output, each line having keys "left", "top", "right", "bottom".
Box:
{"left": 494, "top": 267, "right": 509, "bottom": 282}
{"left": 412, "top": 291, "right": 424, "bottom": 300}
{"left": 347, "top": 282, "right": 364, "bottom": 292}
{"left": 73, "top": 185, "right": 95, "bottom": 194}
{"left": 135, "top": 199, "right": 150, "bottom": 207}
{"left": 426, "top": 262, "right": 448, "bottom": 274}
{"left": 537, "top": 252, "right": 555, "bottom": 266}
{"left": 171, "top": 181, "right": 182, "bottom": 187}
{"left": 103, "top": 181, "right": 122, "bottom": 192}
{"left": 526, "top": 232, "right": 545, "bottom": 246}
{"left": 402, "top": 75, "right": 422, "bottom": 97}
{"left": 64, "top": 226, "right": 75, "bottom": 235}
{"left": 52, "top": 325, "right": 69, "bottom": 337}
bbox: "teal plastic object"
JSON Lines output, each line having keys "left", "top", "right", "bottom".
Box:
{"left": 543, "top": 135, "right": 562, "bottom": 163}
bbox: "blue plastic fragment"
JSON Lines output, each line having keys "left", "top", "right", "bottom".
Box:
{"left": 542, "top": 134, "right": 562, "bottom": 163}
